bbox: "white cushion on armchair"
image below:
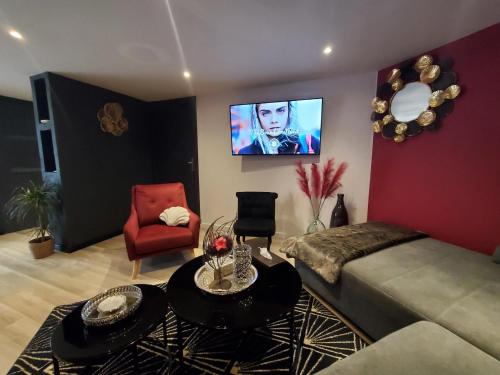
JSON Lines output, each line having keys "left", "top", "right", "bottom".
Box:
{"left": 159, "top": 206, "right": 190, "bottom": 226}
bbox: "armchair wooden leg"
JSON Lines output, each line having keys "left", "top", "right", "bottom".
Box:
{"left": 267, "top": 236, "right": 272, "bottom": 251}
{"left": 131, "top": 259, "right": 141, "bottom": 279}
{"left": 236, "top": 235, "right": 241, "bottom": 244}
{"left": 242, "top": 236, "right": 246, "bottom": 242}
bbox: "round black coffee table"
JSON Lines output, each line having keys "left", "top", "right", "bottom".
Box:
{"left": 51, "top": 284, "right": 168, "bottom": 374}
{"left": 166, "top": 256, "right": 302, "bottom": 370}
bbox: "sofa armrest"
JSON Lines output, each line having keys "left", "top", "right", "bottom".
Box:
{"left": 188, "top": 209, "right": 201, "bottom": 248}
{"left": 123, "top": 205, "right": 140, "bottom": 260}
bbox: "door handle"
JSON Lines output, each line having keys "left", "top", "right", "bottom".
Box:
{"left": 187, "top": 157, "right": 195, "bottom": 172}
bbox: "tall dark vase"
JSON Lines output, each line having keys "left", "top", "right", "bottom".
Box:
{"left": 330, "top": 194, "right": 348, "bottom": 228}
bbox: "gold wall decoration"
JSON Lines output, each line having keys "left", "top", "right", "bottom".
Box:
{"left": 417, "top": 110, "right": 436, "bottom": 126}
{"left": 395, "top": 123, "right": 407, "bottom": 134}
{"left": 369, "top": 54, "right": 461, "bottom": 143}
{"left": 387, "top": 69, "right": 401, "bottom": 83}
{"left": 371, "top": 97, "right": 389, "bottom": 114}
{"left": 97, "top": 103, "right": 129, "bottom": 136}
{"left": 372, "top": 120, "right": 383, "bottom": 133}
{"left": 429, "top": 90, "right": 445, "bottom": 107}
{"left": 393, "top": 134, "right": 405, "bottom": 143}
{"left": 391, "top": 78, "right": 404, "bottom": 91}
{"left": 420, "top": 65, "right": 441, "bottom": 84}
{"left": 444, "top": 85, "right": 461, "bottom": 99}
{"left": 383, "top": 114, "right": 394, "bottom": 125}
{"left": 414, "top": 55, "right": 433, "bottom": 72}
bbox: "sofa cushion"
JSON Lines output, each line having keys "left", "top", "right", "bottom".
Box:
{"left": 234, "top": 218, "right": 275, "bottom": 237}
{"left": 343, "top": 238, "right": 500, "bottom": 359}
{"left": 316, "top": 321, "right": 500, "bottom": 375}
{"left": 134, "top": 183, "right": 187, "bottom": 227}
{"left": 135, "top": 224, "right": 193, "bottom": 254}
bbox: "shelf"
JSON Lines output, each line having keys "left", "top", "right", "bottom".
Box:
{"left": 40, "top": 129, "right": 56, "bottom": 172}
{"left": 33, "top": 78, "right": 50, "bottom": 123}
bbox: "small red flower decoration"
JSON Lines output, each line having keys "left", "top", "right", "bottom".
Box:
{"left": 214, "top": 236, "right": 227, "bottom": 251}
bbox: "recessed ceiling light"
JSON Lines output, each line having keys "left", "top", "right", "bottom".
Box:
{"left": 9, "top": 29, "right": 24, "bottom": 40}
{"left": 183, "top": 71, "right": 191, "bottom": 79}
{"left": 323, "top": 45, "right": 332, "bottom": 55}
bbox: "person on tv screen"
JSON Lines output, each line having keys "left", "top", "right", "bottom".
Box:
{"left": 238, "top": 101, "right": 320, "bottom": 155}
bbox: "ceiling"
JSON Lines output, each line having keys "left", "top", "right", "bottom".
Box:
{"left": 1, "top": 0, "right": 500, "bottom": 101}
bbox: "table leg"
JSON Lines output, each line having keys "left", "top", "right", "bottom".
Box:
{"left": 176, "top": 315, "right": 183, "bottom": 363}
{"left": 288, "top": 309, "right": 295, "bottom": 373}
{"left": 52, "top": 355, "right": 60, "bottom": 375}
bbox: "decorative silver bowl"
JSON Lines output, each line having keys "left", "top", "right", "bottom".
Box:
{"left": 194, "top": 264, "right": 258, "bottom": 296}
{"left": 81, "top": 285, "right": 143, "bottom": 327}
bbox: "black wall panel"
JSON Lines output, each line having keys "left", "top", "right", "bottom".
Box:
{"left": 0, "top": 95, "right": 41, "bottom": 234}
{"left": 29, "top": 73, "right": 199, "bottom": 252}
{"left": 40, "top": 73, "right": 153, "bottom": 251}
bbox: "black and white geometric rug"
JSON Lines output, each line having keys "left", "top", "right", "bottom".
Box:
{"left": 8, "top": 285, "right": 367, "bottom": 374}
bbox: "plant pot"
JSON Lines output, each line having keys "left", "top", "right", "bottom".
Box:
{"left": 28, "top": 236, "right": 54, "bottom": 259}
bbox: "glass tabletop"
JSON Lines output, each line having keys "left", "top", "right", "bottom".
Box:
{"left": 166, "top": 256, "right": 302, "bottom": 330}
{"left": 51, "top": 284, "right": 168, "bottom": 364}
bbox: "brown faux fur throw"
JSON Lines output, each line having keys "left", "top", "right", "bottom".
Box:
{"left": 280, "top": 222, "right": 427, "bottom": 284}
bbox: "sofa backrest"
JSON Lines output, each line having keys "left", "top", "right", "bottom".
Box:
{"left": 133, "top": 183, "right": 188, "bottom": 227}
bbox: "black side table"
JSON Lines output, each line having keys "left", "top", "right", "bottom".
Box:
{"left": 51, "top": 284, "right": 169, "bottom": 374}
{"left": 166, "top": 256, "right": 302, "bottom": 373}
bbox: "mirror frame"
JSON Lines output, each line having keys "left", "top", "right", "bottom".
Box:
{"left": 370, "top": 54, "right": 461, "bottom": 143}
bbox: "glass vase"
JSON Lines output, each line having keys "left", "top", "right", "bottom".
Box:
{"left": 233, "top": 244, "right": 252, "bottom": 284}
{"left": 306, "top": 217, "right": 327, "bottom": 234}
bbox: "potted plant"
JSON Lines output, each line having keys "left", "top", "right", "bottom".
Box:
{"left": 296, "top": 158, "right": 347, "bottom": 233}
{"left": 4, "top": 181, "right": 58, "bottom": 259}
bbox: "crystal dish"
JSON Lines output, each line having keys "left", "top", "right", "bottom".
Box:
{"left": 81, "top": 285, "right": 142, "bottom": 327}
{"left": 194, "top": 264, "right": 258, "bottom": 296}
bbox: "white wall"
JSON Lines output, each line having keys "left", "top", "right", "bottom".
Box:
{"left": 197, "top": 71, "right": 377, "bottom": 237}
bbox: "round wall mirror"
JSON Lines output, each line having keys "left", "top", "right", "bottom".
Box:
{"left": 390, "top": 82, "right": 432, "bottom": 122}
{"left": 370, "top": 54, "right": 461, "bottom": 143}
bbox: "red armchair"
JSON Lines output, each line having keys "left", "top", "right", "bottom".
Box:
{"left": 123, "top": 183, "right": 200, "bottom": 278}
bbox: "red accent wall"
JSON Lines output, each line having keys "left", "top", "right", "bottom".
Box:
{"left": 368, "top": 23, "right": 500, "bottom": 255}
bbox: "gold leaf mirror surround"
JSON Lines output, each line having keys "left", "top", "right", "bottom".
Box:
{"left": 370, "top": 54, "right": 461, "bottom": 143}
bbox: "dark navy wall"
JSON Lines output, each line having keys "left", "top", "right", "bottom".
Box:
{"left": 29, "top": 73, "right": 199, "bottom": 251}
{"left": 31, "top": 73, "right": 199, "bottom": 251}
{"left": 45, "top": 73, "right": 153, "bottom": 251}
{"left": 0, "top": 95, "right": 41, "bottom": 234}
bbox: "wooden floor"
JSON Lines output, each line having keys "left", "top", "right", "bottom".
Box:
{"left": 0, "top": 230, "right": 288, "bottom": 373}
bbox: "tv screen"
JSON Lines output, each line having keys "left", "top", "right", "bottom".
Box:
{"left": 230, "top": 98, "right": 323, "bottom": 155}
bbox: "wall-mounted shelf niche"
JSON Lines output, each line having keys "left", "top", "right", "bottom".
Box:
{"left": 33, "top": 78, "right": 51, "bottom": 124}
{"left": 40, "top": 129, "right": 57, "bottom": 173}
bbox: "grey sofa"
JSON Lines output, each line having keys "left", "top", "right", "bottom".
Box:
{"left": 296, "top": 237, "right": 500, "bottom": 361}
{"left": 316, "top": 321, "right": 500, "bottom": 375}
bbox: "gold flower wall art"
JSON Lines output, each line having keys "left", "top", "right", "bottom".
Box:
{"left": 97, "top": 103, "right": 129, "bottom": 136}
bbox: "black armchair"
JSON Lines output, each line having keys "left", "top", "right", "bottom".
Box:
{"left": 234, "top": 192, "right": 278, "bottom": 250}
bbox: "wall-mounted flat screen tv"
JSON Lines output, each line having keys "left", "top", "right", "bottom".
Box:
{"left": 230, "top": 98, "right": 323, "bottom": 155}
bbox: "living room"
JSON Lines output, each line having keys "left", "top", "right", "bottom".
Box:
{"left": 1, "top": 1, "right": 499, "bottom": 374}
